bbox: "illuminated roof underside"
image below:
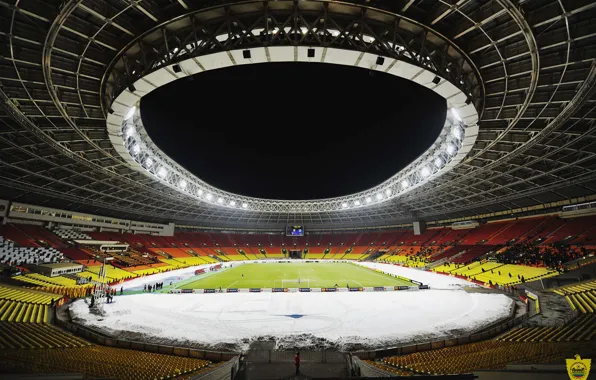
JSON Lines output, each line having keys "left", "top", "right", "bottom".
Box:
{"left": 109, "top": 47, "right": 478, "bottom": 214}
{"left": 0, "top": 0, "right": 595, "bottom": 229}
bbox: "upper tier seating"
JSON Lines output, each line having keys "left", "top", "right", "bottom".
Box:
{"left": 15, "top": 225, "right": 67, "bottom": 248}
{"left": 52, "top": 229, "right": 92, "bottom": 241}
{"left": 0, "top": 237, "right": 63, "bottom": 265}
{"left": 0, "top": 225, "right": 39, "bottom": 247}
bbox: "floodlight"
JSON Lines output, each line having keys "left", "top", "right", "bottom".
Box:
{"left": 173, "top": 47, "right": 179, "bottom": 53}
{"left": 342, "top": 202, "right": 348, "bottom": 208}
{"left": 366, "top": 196, "right": 372, "bottom": 203}
{"left": 144, "top": 157, "right": 153, "bottom": 167}
{"left": 354, "top": 200, "right": 361, "bottom": 206}
{"left": 435, "top": 157, "right": 444, "bottom": 167}
{"left": 198, "top": 189, "right": 203, "bottom": 196}
{"left": 451, "top": 108, "right": 462, "bottom": 121}
{"left": 125, "top": 126, "right": 135, "bottom": 138}
{"left": 300, "top": 27, "right": 307, "bottom": 34}
{"left": 421, "top": 166, "right": 431, "bottom": 177}
{"left": 229, "top": 200, "right": 236, "bottom": 207}
{"left": 125, "top": 106, "right": 136, "bottom": 120}
{"left": 206, "top": 193, "right": 213, "bottom": 201}
{"left": 242, "top": 202, "right": 248, "bottom": 208}
{"left": 131, "top": 144, "right": 140, "bottom": 154}
{"left": 217, "top": 197, "right": 224, "bottom": 204}
{"left": 452, "top": 125, "right": 462, "bottom": 139}
{"left": 401, "top": 179, "right": 409, "bottom": 189}
{"left": 376, "top": 193, "right": 383, "bottom": 200}
{"left": 385, "top": 188, "right": 392, "bottom": 196}
{"left": 446, "top": 143, "right": 456, "bottom": 155}
{"left": 157, "top": 167, "right": 167, "bottom": 178}
{"left": 179, "top": 180, "right": 187, "bottom": 189}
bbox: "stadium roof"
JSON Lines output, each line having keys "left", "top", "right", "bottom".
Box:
{"left": 1, "top": 0, "right": 595, "bottom": 229}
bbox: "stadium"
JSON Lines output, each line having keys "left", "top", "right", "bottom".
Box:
{"left": 0, "top": 0, "right": 596, "bottom": 379}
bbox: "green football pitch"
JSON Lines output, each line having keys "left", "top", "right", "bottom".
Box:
{"left": 177, "top": 262, "right": 412, "bottom": 289}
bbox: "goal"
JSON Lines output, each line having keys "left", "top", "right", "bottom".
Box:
{"left": 276, "top": 279, "right": 310, "bottom": 288}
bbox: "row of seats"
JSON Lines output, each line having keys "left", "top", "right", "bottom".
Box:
{"left": 0, "top": 285, "right": 61, "bottom": 305}
{"left": 52, "top": 229, "right": 92, "bottom": 241}
{"left": 0, "top": 236, "right": 63, "bottom": 265}
{"left": 497, "top": 315, "right": 596, "bottom": 342}
{"left": 0, "top": 300, "right": 48, "bottom": 323}
{"left": 21, "top": 273, "right": 78, "bottom": 287}
{"left": 432, "top": 262, "right": 558, "bottom": 286}
{"left": 0, "top": 345, "right": 213, "bottom": 380}
{"left": 551, "top": 280, "right": 596, "bottom": 313}
{"left": 0, "top": 322, "right": 90, "bottom": 349}
{"left": 381, "top": 340, "right": 592, "bottom": 375}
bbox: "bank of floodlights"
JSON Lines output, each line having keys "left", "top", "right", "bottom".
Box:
{"left": 121, "top": 103, "right": 466, "bottom": 213}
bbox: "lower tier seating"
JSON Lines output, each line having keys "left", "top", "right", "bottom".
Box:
{"left": 0, "top": 300, "right": 48, "bottom": 323}
{"left": 381, "top": 340, "right": 595, "bottom": 375}
{"left": 0, "top": 322, "right": 89, "bottom": 348}
{"left": 0, "top": 345, "right": 213, "bottom": 380}
{"left": 0, "top": 284, "right": 61, "bottom": 305}
{"left": 497, "top": 315, "right": 596, "bottom": 342}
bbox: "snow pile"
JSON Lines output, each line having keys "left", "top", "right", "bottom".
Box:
{"left": 70, "top": 289, "right": 512, "bottom": 351}
{"left": 357, "top": 262, "right": 476, "bottom": 289}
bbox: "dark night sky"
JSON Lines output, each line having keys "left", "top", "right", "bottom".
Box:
{"left": 141, "top": 62, "right": 446, "bottom": 200}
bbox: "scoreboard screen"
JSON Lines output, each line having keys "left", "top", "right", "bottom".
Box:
{"left": 286, "top": 225, "right": 304, "bottom": 236}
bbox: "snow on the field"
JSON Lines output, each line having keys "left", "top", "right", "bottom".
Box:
{"left": 70, "top": 289, "right": 512, "bottom": 351}
{"left": 357, "top": 262, "right": 476, "bottom": 289}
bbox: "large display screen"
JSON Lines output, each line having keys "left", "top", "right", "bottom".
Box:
{"left": 286, "top": 225, "right": 304, "bottom": 236}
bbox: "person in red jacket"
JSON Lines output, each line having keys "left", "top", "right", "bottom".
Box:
{"left": 293, "top": 352, "right": 300, "bottom": 375}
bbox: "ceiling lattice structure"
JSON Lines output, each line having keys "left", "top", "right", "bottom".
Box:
{"left": 0, "top": 0, "right": 596, "bottom": 229}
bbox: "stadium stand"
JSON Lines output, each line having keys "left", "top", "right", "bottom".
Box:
{"left": 551, "top": 280, "right": 596, "bottom": 313}
{"left": 380, "top": 340, "right": 593, "bottom": 375}
{"left": 497, "top": 315, "right": 596, "bottom": 342}
{"left": 52, "top": 229, "right": 92, "bottom": 241}
{"left": 0, "top": 236, "right": 63, "bottom": 265}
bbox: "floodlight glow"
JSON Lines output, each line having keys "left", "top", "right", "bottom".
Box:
{"left": 446, "top": 143, "right": 456, "bottom": 155}
{"left": 421, "top": 166, "right": 431, "bottom": 177}
{"left": 376, "top": 193, "right": 383, "bottom": 200}
{"left": 401, "top": 179, "right": 409, "bottom": 189}
{"left": 206, "top": 193, "right": 213, "bottom": 201}
{"left": 198, "top": 189, "right": 203, "bottom": 196}
{"left": 131, "top": 144, "right": 140, "bottom": 154}
{"left": 229, "top": 200, "right": 236, "bottom": 207}
{"left": 179, "top": 180, "right": 187, "bottom": 189}
{"left": 173, "top": 47, "right": 179, "bottom": 53}
{"left": 452, "top": 125, "right": 462, "bottom": 139}
{"left": 451, "top": 108, "right": 462, "bottom": 121}
{"left": 125, "top": 126, "right": 134, "bottom": 138}
{"left": 157, "top": 167, "right": 167, "bottom": 178}
{"left": 354, "top": 200, "right": 361, "bottom": 206}
{"left": 217, "top": 197, "right": 224, "bottom": 204}
{"left": 435, "top": 157, "right": 444, "bottom": 167}
{"left": 385, "top": 188, "right": 392, "bottom": 196}
{"left": 242, "top": 202, "right": 248, "bottom": 208}
{"left": 300, "top": 27, "right": 308, "bottom": 34}
{"left": 342, "top": 202, "right": 348, "bottom": 208}
{"left": 144, "top": 157, "right": 153, "bottom": 167}
{"left": 366, "top": 196, "right": 372, "bottom": 203}
{"left": 125, "top": 106, "right": 136, "bottom": 120}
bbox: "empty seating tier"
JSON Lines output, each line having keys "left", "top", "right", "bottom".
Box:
{"left": 0, "top": 285, "right": 61, "bottom": 305}
{"left": 52, "top": 229, "right": 92, "bottom": 241}
{"left": 381, "top": 340, "right": 594, "bottom": 375}
{"left": 0, "top": 322, "right": 90, "bottom": 349}
{"left": 0, "top": 301, "right": 48, "bottom": 323}
{"left": 497, "top": 315, "right": 596, "bottom": 342}
{"left": 0, "top": 345, "right": 213, "bottom": 380}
